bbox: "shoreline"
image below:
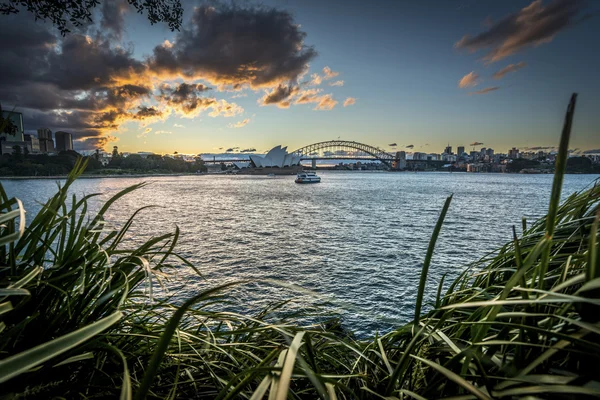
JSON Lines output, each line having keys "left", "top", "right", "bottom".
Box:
{"left": 1, "top": 170, "right": 599, "bottom": 180}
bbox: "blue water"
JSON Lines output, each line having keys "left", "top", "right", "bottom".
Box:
{"left": 3, "top": 172, "right": 598, "bottom": 336}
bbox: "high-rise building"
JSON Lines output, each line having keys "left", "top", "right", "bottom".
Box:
{"left": 38, "top": 128, "right": 55, "bottom": 153}
{"left": 457, "top": 146, "right": 465, "bottom": 156}
{"left": 444, "top": 145, "right": 452, "bottom": 155}
{"left": 55, "top": 131, "right": 73, "bottom": 152}
{"left": 24, "top": 134, "right": 40, "bottom": 153}
{"left": 1, "top": 110, "right": 24, "bottom": 142}
{"left": 486, "top": 148, "right": 494, "bottom": 156}
{"left": 393, "top": 151, "right": 406, "bottom": 169}
{"left": 508, "top": 147, "right": 519, "bottom": 159}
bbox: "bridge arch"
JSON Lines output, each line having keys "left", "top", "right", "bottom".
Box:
{"left": 291, "top": 140, "right": 397, "bottom": 167}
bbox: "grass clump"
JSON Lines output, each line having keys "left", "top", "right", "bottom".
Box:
{"left": 0, "top": 93, "right": 599, "bottom": 399}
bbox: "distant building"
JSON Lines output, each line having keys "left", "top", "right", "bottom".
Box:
{"left": 1, "top": 110, "right": 25, "bottom": 142}
{"left": 444, "top": 145, "right": 452, "bottom": 155}
{"left": 470, "top": 151, "right": 479, "bottom": 161}
{"left": 508, "top": 147, "right": 519, "bottom": 159}
{"left": 0, "top": 141, "right": 30, "bottom": 155}
{"left": 486, "top": 148, "right": 494, "bottom": 157}
{"left": 480, "top": 147, "right": 487, "bottom": 157}
{"left": 55, "top": 131, "right": 73, "bottom": 152}
{"left": 393, "top": 151, "right": 406, "bottom": 169}
{"left": 24, "top": 134, "right": 40, "bottom": 153}
{"left": 413, "top": 152, "right": 427, "bottom": 160}
{"left": 38, "top": 128, "right": 55, "bottom": 153}
{"left": 457, "top": 146, "right": 465, "bottom": 156}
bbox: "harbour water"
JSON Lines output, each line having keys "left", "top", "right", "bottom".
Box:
{"left": 4, "top": 171, "right": 599, "bottom": 336}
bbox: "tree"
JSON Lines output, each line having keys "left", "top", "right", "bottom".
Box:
{"left": 12, "top": 145, "right": 22, "bottom": 160}
{"left": 112, "top": 146, "right": 119, "bottom": 159}
{"left": 0, "top": 0, "right": 184, "bottom": 35}
{"left": 0, "top": 104, "right": 19, "bottom": 137}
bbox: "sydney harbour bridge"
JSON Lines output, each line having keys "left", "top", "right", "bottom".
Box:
{"left": 203, "top": 140, "right": 442, "bottom": 169}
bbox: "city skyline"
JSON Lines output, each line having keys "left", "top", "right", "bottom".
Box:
{"left": 0, "top": 0, "right": 599, "bottom": 155}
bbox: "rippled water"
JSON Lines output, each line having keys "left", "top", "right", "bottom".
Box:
{"left": 3, "top": 172, "right": 599, "bottom": 335}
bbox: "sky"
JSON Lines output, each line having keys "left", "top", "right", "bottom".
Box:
{"left": 0, "top": 0, "right": 599, "bottom": 155}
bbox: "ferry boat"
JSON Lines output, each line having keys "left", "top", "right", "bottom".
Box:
{"left": 295, "top": 171, "right": 321, "bottom": 184}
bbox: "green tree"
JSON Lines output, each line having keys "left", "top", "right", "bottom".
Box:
{"left": 0, "top": 104, "right": 18, "bottom": 137}
{"left": 0, "top": 0, "right": 184, "bottom": 35}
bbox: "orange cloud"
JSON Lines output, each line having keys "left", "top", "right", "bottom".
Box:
{"left": 455, "top": 0, "right": 586, "bottom": 63}
{"left": 229, "top": 118, "right": 250, "bottom": 128}
{"left": 458, "top": 71, "right": 479, "bottom": 88}
{"left": 493, "top": 62, "right": 526, "bottom": 79}
{"left": 329, "top": 80, "right": 344, "bottom": 87}
{"left": 322, "top": 66, "right": 339, "bottom": 80}
{"left": 469, "top": 87, "right": 499, "bottom": 95}
{"left": 343, "top": 97, "right": 356, "bottom": 107}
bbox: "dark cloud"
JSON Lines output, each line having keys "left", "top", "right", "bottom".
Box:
{"left": 469, "top": 86, "right": 499, "bottom": 95}
{"left": 388, "top": 143, "right": 397, "bottom": 147}
{"left": 470, "top": 142, "right": 484, "bottom": 146}
{"left": 225, "top": 147, "right": 240, "bottom": 152}
{"left": 159, "top": 83, "right": 241, "bottom": 117}
{"left": 240, "top": 148, "right": 257, "bottom": 153}
{"left": 455, "top": 0, "right": 588, "bottom": 63}
{"left": 261, "top": 85, "right": 299, "bottom": 107}
{"left": 493, "top": 62, "right": 527, "bottom": 79}
{"left": 133, "top": 106, "right": 163, "bottom": 119}
{"left": 149, "top": 5, "right": 317, "bottom": 88}
{"left": 405, "top": 144, "right": 414, "bottom": 149}
{"left": 101, "top": 0, "right": 129, "bottom": 39}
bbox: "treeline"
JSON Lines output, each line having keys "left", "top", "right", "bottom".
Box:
{"left": 0, "top": 148, "right": 206, "bottom": 176}
{"left": 505, "top": 156, "right": 600, "bottom": 173}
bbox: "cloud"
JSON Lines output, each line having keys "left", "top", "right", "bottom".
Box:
{"left": 295, "top": 89, "right": 338, "bottom": 110}
{"left": 231, "top": 93, "right": 248, "bottom": 98}
{"left": 343, "top": 97, "right": 356, "bottom": 107}
{"left": 458, "top": 71, "right": 479, "bottom": 88}
{"left": 155, "top": 130, "right": 172, "bottom": 135}
{"left": 322, "top": 66, "right": 339, "bottom": 80}
{"left": 229, "top": 118, "right": 251, "bottom": 128}
{"left": 469, "top": 86, "right": 500, "bottom": 95}
{"left": 405, "top": 144, "right": 414, "bottom": 149}
{"left": 493, "top": 62, "right": 527, "bottom": 79}
{"left": 309, "top": 73, "right": 322, "bottom": 86}
{"left": 159, "top": 83, "right": 242, "bottom": 118}
{"left": 455, "top": 0, "right": 588, "bottom": 63}
{"left": 240, "top": 148, "right": 257, "bottom": 153}
{"left": 148, "top": 5, "right": 317, "bottom": 89}
{"left": 328, "top": 80, "right": 344, "bottom": 87}
{"left": 260, "top": 84, "right": 299, "bottom": 108}
{"left": 225, "top": 147, "right": 240, "bottom": 152}
{"left": 0, "top": 3, "right": 322, "bottom": 150}
{"left": 101, "top": 0, "right": 129, "bottom": 40}
{"left": 137, "top": 127, "right": 152, "bottom": 138}
{"left": 388, "top": 143, "right": 397, "bottom": 147}
{"left": 470, "top": 142, "right": 484, "bottom": 146}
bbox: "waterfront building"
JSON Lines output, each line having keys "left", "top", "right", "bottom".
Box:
{"left": 470, "top": 151, "right": 479, "bottom": 161}
{"left": 1, "top": 110, "right": 25, "bottom": 142}
{"left": 444, "top": 145, "right": 452, "bottom": 155}
{"left": 38, "top": 128, "right": 55, "bottom": 153}
{"left": 508, "top": 147, "right": 520, "bottom": 159}
{"left": 249, "top": 145, "right": 301, "bottom": 168}
{"left": 457, "top": 146, "right": 465, "bottom": 156}
{"left": 412, "top": 152, "right": 427, "bottom": 160}
{"left": 55, "top": 131, "right": 73, "bottom": 152}
{"left": 393, "top": 151, "right": 406, "bottom": 169}
{"left": 486, "top": 148, "right": 494, "bottom": 157}
{"left": 24, "top": 134, "right": 40, "bottom": 153}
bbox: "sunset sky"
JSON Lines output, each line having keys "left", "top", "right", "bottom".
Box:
{"left": 0, "top": 0, "right": 599, "bottom": 155}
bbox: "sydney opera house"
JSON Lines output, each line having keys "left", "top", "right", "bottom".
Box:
{"left": 236, "top": 145, "right": 303, "bottom": 174}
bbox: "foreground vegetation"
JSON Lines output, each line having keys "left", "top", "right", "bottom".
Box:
{"left": 1, "top": 94, "right": 599, "bottom": 399}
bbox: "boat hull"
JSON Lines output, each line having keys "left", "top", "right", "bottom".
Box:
{"left": 295, "top": 179, "right": 321, "bottom": 184}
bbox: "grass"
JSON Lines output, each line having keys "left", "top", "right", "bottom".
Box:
{"left": 0, "top": 93, "right": 599, "bottom": 399}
